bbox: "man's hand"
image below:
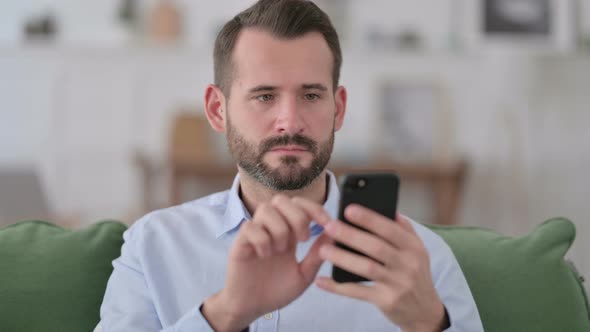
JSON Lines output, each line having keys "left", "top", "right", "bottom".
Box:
{"left": 303, "top": 203, "right": 447, "bottom": 332}
{"left": 202, "top": 195, "right": 332, "bottom": 332}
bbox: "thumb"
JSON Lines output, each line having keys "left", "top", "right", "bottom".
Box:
{"left": 230, "top": 226, "right": 257, "bottom": 260}
{"left": 299, "top": 233, "right": 332, "bottom": 284}
{"left": 231, "top": 241, "right": 256, "bottom": 260}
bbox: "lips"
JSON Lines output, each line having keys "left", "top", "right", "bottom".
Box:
{"left": 270, "top": 145, "right": 309, "bottom": 152}
{"left": 259, "top": 134, "right": 317, "bottom": 155}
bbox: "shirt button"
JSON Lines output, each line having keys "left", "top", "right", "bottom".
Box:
{"left": 264, "top": 313, "right": 273, "bottom": 320}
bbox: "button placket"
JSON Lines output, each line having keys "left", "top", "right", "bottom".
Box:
{"left": 257, "top": 310, "right": 278, "bottom": 332}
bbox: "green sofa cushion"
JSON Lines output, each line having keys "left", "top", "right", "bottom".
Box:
{"left": 0, "top": 218, "right": 587, "bottom": 332}
{"left": 427, "top": 218, "right": 590, "bottom": 332}
{"left": 0, "top": 220, "right": 126, "bottom": 332}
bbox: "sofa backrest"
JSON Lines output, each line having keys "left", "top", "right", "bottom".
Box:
{"left": 427, "top": 217, "right": 590, "bottom": 331}
{"left": 1, "top": 218, "right": 588, "bottom": 331}
{"left": 0, "top": 220, "right": 126, "bottom": 332}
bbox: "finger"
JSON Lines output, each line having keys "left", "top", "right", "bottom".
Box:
{"left": 323, "top": 220, "right": 399, "bottom": 266}
{"left": 396, "top": 212, "right": 418, "bottom": 235}
{"left": 317, "top": 277, "right": 406, "bottom": 317}
{"left": 240, "top": 221, "right": 273, "bottom": 258}
{"left": 319, "top": 243, "right": 390, "bottom": 282}
{"left": 255, "top": 202, "right": 293, "bottom": 252}
{"left": 271, "top": 195, "right": 312, "bottom": 241}
{"left": 291, "top": 196, "right": 333, "bottom": 227}
{"left": 299, "top": 233, "right": 333, "bottom": 283}
{"left": 231, "top": 229, "right": 256, "bottom": 260}
{"left": 315, "top": 276, "right": 381, "bottom": 304}
{"left": 344, "top": 204, "right": 415, "bottom": 249}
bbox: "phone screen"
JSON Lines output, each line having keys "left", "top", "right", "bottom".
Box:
{"left": 332, "top": 173, "right": 400, "bottom": 283}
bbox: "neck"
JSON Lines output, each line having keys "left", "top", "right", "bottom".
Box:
{"left": 238, "top": 168, "right": 328, "bottom": 216}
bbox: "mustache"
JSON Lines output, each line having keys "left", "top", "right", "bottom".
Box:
{"left": 259, "top": 134, "right": 318, "bottom": 154}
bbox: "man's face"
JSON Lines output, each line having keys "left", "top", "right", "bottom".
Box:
{"left": 224, "top": 29, "right": 345, "bottom": 190}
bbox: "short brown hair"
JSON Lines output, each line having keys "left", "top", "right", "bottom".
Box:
{"left": 213, "top": 0, "right": 342, "bottom": 97}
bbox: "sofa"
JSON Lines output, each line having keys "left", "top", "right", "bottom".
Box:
{"left": 0, "top": 218, "right": 588, "bottom": 332}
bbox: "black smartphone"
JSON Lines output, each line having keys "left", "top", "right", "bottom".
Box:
{"left": 332, "top": 172, "right": 400, "bottom": 283}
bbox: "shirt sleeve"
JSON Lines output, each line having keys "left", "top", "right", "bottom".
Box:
{"left": 99, "top": 220, "right": 216, "bottom": 332}
{"left": 432, "top": 238, "right": 484, "bottom": 332}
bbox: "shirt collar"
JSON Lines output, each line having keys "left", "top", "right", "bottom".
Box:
{"left": 216, "top": 171, "right": 340, "bottom": 239}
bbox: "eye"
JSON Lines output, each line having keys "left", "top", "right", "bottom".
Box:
{"left": 304, "top": 93, "right": 320, "bottom": 101}
{"left": 256, "top": 94, "right": 274, "bottom": 102}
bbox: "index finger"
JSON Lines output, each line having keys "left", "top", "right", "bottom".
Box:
{"left": 344, "top": 204, "right": 417, "bottom": 250}
{"left": 396, "top": 212, "right": 418, "bottom": 236}
{"left": 291, "top": 197, "right": 333, "bottom": 227}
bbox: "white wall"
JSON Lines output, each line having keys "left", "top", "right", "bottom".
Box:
{"left": 1, "top": 1, "right": 589, "bottom": 277}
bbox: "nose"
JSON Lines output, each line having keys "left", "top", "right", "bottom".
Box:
{"left": 275, "top": 96, "right": 304, "bottom": 135}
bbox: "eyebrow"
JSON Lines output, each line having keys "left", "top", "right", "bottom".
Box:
{"left": 248, "top": 85, "right": 276, "bottom": 93}
{"left": 247, "top": 83, "right": 328, "bottom": 94}
{"left": 302, "top": 84, "right": 328, "bottom": 91}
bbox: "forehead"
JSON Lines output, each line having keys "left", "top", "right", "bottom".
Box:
{"left": 231, "top": 28, "right": 334, "bottom": 91}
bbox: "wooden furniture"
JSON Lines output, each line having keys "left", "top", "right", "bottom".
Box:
{"left": 136, "top": 112, "right": 468, "bottom": 225}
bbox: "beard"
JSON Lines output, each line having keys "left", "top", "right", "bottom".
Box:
{"left": 226, "top": 116, "right": 334, "bottom": 191}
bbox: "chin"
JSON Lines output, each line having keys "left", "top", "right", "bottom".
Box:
{"left": 266, "top": 155, "right": 301, "bottom": 166}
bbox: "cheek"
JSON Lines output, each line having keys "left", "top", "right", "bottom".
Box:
{"left": 304, "top": 110, "right": 335, "bottom": 137}
{"left": 228, "top": 106, "right": 272, "bottom": 137}
{"left": 244, "top": 115, "right": 274, "bottom": 141}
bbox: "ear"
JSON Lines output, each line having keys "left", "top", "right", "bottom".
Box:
{"left": 204, "top": 84, "right": 227, "bottom": 133}
{"left": 333, "top": 86, "right": 347, "bottom": 131}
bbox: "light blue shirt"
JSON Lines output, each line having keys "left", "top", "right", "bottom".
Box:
{"left": 100, "top": 172, "right": 483, "bottom": 331}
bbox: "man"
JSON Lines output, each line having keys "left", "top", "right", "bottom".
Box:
{"left": 100, "top": 0, "right": 483, "bottom": 331}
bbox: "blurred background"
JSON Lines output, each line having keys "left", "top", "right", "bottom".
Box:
{"left": 1, "top": 0, "right": 589, "bottom": 275}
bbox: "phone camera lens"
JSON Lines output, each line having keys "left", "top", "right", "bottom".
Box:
{"left": 357, "top": 179, "right": 366, "bottom": 188}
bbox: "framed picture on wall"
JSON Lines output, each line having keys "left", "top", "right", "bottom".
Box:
{"left": 469, "top": 0, "right": 576, "bottom": 52}
{"left": 375, "top": 79, "right": 454, "bottom": 164}
{"left": 484, "top": 0, "right": 551, "bottom": 36}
